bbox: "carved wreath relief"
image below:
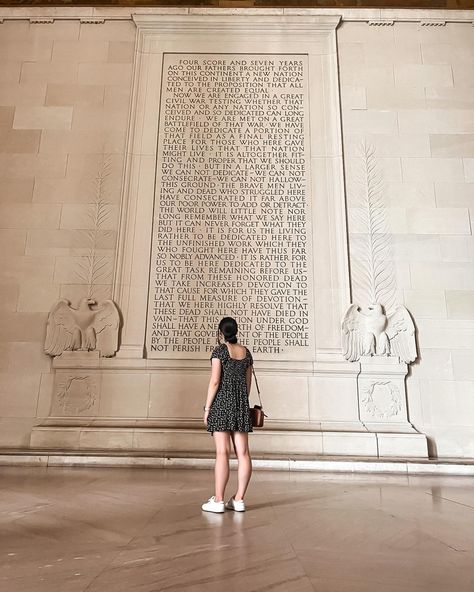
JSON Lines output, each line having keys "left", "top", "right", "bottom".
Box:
{"left": 55, "top": 375, "right": 97, "bottom": 415}
{"left": 361, "top": 381, "right": 402, "bottom": 420}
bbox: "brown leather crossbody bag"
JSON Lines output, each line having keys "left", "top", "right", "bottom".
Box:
{"left": 249, "top": 367, "right": 266, "bottom": 428}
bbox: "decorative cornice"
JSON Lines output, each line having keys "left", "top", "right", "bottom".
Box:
{"left": 420, "top": 19, "right": 447, "bottom": 26}
{"left": 0, "top": 8, "right": 473, "bottom": 24}
{"left": 132, "top": 13, "right": 342, "bottom": 32}
{"left": 29, "top": 17, "right": 54, "bottom": 23}
{"left": 368, "top": 19, "right": 394, "bottom": 26}
{"left": 79, "top": 17, "right": 105, "bottom": 24}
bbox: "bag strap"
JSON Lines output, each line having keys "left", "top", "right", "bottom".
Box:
{"left": 251, "top": 366, "right": 263, "bottom": 408}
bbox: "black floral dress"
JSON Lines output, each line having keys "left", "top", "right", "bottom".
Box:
{"left": 207, "top": 343, "right": 253, "bottom": 434}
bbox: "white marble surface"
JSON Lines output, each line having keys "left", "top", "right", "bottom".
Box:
{"left": 0, "top": 466, "right": 473, "bottom": 591}
{"left": 1, "top": 452, "right": 474, "bottom": 476}
{"left": 0, "top": 9, "right": 473, "bottom": 462}
{"left": 29, "top": 425, "right": 429, "bottom": 458}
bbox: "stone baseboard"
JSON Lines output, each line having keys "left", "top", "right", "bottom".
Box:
{"left": 1, "top": 449, "right": 474, "bottom": 476}
{"left": 29, "top": 425, "right": 429, "bottom": 458}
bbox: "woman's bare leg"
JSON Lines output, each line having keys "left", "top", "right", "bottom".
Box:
{"left": 232, "top": 432, "right": 252, "bottom": 501}
{"left": 213, "top": 431, "right": 231, "bottom": 501}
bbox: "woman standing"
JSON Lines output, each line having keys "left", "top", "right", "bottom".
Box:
{"left": 202, "top": 317, "right": 253, "bottom": 513}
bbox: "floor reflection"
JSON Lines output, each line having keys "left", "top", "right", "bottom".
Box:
{"left": 1, "top": 466, "right": 473, "bottom": 592}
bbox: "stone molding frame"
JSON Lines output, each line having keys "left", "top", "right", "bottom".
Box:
{"left": 112, "top": 13, "right": 351, "bottom": 366}
{"left": 0, "top": 8, "right": 473, "bottom": 25}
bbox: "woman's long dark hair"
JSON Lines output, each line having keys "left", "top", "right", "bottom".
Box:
{"left": 218, "top": 317, "right": 238, "bottom": 344}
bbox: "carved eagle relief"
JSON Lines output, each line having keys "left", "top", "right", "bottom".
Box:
{"left": 44, "top": 298, "right": 120, "bottom": 358}
{"left": 342, "top": 303, "right": 417, "bottom": 364}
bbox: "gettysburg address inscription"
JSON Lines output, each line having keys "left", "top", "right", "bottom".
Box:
{"left": 147, "top": 54, "right": 314, "bottom": 359}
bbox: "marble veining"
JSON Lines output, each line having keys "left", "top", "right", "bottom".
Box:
{"left": 1, "top": 467, "right": 473, "bottom": 591}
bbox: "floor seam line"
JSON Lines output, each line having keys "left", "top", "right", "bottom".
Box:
{"left": 425, "top": 491, "right": 474, "bottom": 511}
{"left": 268, "top": 502, "right": 318, "bottom": 592}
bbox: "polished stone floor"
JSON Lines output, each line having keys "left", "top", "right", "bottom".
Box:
{"left": 1, "top": 467, "right": 473, "bottom": 592}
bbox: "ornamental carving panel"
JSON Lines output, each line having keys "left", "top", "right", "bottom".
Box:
{"left": 54, "top": 374, "right": 99, "bottom": 416}
{"left": 361, "top": 381, "right": 402, "bottom": 420}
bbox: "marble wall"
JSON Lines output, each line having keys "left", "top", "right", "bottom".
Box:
{"left": 339, "top": 20, "right": 474, "bottom": 457}
{"left": 0, "top": 17, "right": 135, "bottom": 446}
{"left": 0, "top": 8, "right": 472, "bottom": 458}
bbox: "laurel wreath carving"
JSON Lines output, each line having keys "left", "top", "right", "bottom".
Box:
{"left": 56, "top": 375, "right": 96, "bottom": 415}
{"left": 349, "top": 142, "right": 397, "bottom": 315}
{"left": 361, "top": 381, "right": 402, "bottom": 419}
{"left": 75, "top": 155, "right": 115, "bottom": 299}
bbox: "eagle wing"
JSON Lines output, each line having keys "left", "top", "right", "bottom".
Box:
{"left": 341, "top": 304, "right": 365, "bottom": 362}
{"left": 44, "top": 300, "right": 76, "bottom": 356}
{"left": 386, "top": 305, "right": 417, "bottom": 364}
{"left": 92, "top": 300, "right": 120, "bottom": 357}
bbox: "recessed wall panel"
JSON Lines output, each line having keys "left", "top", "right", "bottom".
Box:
{"left": 146, "top": 53, "right": 314, "bottom": 360}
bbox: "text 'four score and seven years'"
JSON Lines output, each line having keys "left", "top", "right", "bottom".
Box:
{"left": 147, "top": 56, "right": 313, "bottom": 357}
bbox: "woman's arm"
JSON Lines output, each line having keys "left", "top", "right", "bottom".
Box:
{"left": 246, "top": 365, "right": 253, "bottom": 396}
{"left": 203, "top": 358, "right": 222, "bottom": 425}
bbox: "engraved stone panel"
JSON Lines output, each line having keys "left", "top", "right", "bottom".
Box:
{"left": 361, "top": 381, "right": 402, "bottom": 420}
{"left": 146, "top": 54, "right": 314, "bottom": 360}
{"left": 51, "top": 373, "right": 99, "bottom": 416}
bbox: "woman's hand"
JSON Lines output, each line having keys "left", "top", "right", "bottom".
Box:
{"left": 203, "top": 410, "right": 209, "bottom": 426}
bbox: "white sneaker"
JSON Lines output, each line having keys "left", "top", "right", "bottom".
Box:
{"left": 226, "top": 497, "right": 245, "bottom": 512}
{"left": 201, "top": 496, "right": 225, "bottom": 513}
